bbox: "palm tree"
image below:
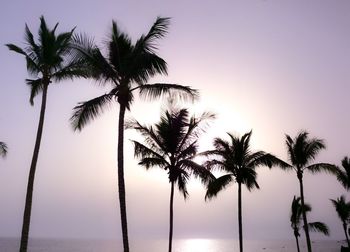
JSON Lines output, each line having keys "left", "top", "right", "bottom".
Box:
{"left": 283, "top": 131, "right": 338, "bottom": 252}
{"left": 330, "top": 195, "right": 350, "bottom": 248}
{"left": 336, "top": 157, "right": 350, "bottom": 191}
{"left": 70, "top": 17, "right": 197, "bottom": 252}
{"left": 128, "top": 108, "right": 214, "bottom": 252}
{"left": 6, "top": 16, "right": 86, "bottom": 252}
{"left": 290, "top": 196, "right": 329, "bottom": 252}
{"left": 202, "top": 131, "right": 288, "bottom": 252}
{"left": 0, "top": 142, "right": 7, "bottom": 158}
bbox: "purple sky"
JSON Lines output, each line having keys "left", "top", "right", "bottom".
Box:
{"left": 0, "top": 0, "right": 349, "bottom": 242}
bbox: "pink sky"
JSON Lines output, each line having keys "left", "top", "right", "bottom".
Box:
{"left": 0, "top": 0, "right": 349, "bottom": 241}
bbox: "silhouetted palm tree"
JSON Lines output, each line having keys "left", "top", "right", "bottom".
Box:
{"left": 290, "top": 196, "right": 329, "bottom": 252}
{"left": 128, "top": 108, "right": 214, "bottom": 252}
{"left": 70, "top": 17, "right": 197, "bottom": 252}
{"left": 0, "top": 142, "right": 7, "bottom": 158}
{"left": 330, "top": 195, "right": 350, "bottom": 248}
{"left": 202, "top": 131, "right": 288, "bottom": 252}
{"left": 6, "top": 16, "right": 86, "bottom": 252}
{"left": 337, "top": 157, "right": 350, "bottom": 191}
{"left": 283, "top": 131, "right": 337, "bottom": 252}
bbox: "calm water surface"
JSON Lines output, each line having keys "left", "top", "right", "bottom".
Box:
{"left": 0, "top": 238, "right": 345, "bottom": 252}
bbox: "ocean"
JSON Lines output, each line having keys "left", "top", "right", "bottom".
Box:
{"left": 0, "top": 238, "right": 345, "bottom": 252}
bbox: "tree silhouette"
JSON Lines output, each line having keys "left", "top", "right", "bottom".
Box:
{"left": 6, "top": 16, "right": 86, "bottom": 252}
{"left": 0, "top": 142, "right": 7, "bottom": 158}
{"left": 336, "top": 157, "right": 350, "bottom": 191}
{"left": 282, "top": 131, "right": 337, "bottom": 252}
{"left": 70, "top": 17, "right": 198, "bottom": 252}
{"left": 128, "top": 108, "right": 214, "bottom": 252}
{"left": 291, "top": 196, "right": 329, "bottom": 252}
{"left": 202, "top": 130, "right": 288, "bottom": 252}
{"left": 330, "top": 195, "right": 350, "bottom": 248}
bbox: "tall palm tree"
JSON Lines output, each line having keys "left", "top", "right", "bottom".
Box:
{"left": 128, "top": 108, "right": 214, "bottom": 252}
{"left": 290, "top": 196, "right": 329, "bottom": 252}
{"left": 202, "top": 131, "right": 288, "bottom": 252}
{"left": 0, "top": 142, "right": 7, "bottom": 158}
{"left": 330, "top": 195, "right": 350, "bottom": 248}
{"left": 283, "top": 131, "right": 338, "bottom": 252}
{"left": 6, "top": 16, "right": 86, "bottom": 252}
{"left": 336, "top": 157, "right": 350, "bottom": 191}
{"left": 70, "top": 17, "right": 197, "bottom": 252}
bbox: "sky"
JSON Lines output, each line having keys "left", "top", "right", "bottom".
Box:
{"left": 0, "top": 0, "right": 349, "bottom": 242}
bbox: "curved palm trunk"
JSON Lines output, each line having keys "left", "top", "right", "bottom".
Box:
{"left": 298, "top": 174, "right": 312, "bottom": 252}
{"left": 168, "top": 181, "right": 175, "bottom": 252}
{"left": 20, "top": 84, "right": 48, "bottom": 252}
{"left": 343, "top": 222, "right": 350, "bottom": 248}
{"left": 117, "top": 104, "right": 129, "bottom": 252}
{"left": 238, "top": 182, "right": 243, "bottom": 252}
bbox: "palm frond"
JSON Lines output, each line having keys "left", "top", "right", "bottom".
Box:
{"left": 178, "top": 112, "right": 215, "bottom": 152}
{"left": 139, "top": 157, "right": 169, "bottom": 170}
{"left": 6, "top": 43, "right": 40, "bottom": 76}
{"left": 26, "top": 78, "right": 44, "bottom": 105}
{"left": 72, "top": 33, "right": 117, "bottom": 83}
{"left": 70, "top": 94, "right": 114, "bottom": 131}
{"left": 308, "top": 222, "right": 329, "bottom": 236}
{"left": 337, "top": 157, "right": 350, "bottom": 190}
{"left": 107, "top": 21, "right": 132, "bottom": 75}
{"left": 246, "top": 151, "right": 291, "bottom": 170}
{"left": 51, "top": 57, "right": 89, "bottom": 81}
{"left": 177, "top": 142, "right": 197, "bottom": 160}
{"left": 179, "top": 159, "right": 215, "bottom": 185}
{"left": 239, "top": 167, "right": 259, "bottom": 191}
{"left": 127, "top": 54, "right": 168, "bottom": 83}
{"left": 126, "top": 119, "right": 165, "bottom": 154}
{"left": 306, "top": 163, "right": 338, "bottom": 174}
{"left": 330, "top": 195, "right": 350, "bottom": 222}
{"left": 176, "top": 171, "right": 189, "bottom": 199}
{"left": 0, "top": 142, "right": 7, "bottom": 157}
{"left": 304, "top": 138, "right": 326, "bottom": 163}
{"left": 291, "top": 196, "right": 302, "bottom": 227}
{"left": 205, "top": 174, "right": 234, "bottom": 200}
{"left": 134, "top": 17, "right": 170, "bottom": 54}
{"left": 202, "top": 159, "right": 227, "bottom": 171}
{"left": 6, "top": 43, "right": 26, "bottom": 55}
{"left": 138, "top": 83, "right": 199, "bottom": 102}
{"left": 131, "top": 140, "right": 168, "bottom": 169}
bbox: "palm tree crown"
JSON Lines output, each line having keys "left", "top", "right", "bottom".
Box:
{"left": 129, "top": 108, "right": 215, "bottom": 197}
{"left": 70, "top": 17, "right": 197, "bottom": 129}
{"left": 204, "top": 131, "right": 288, "bottom": 198}
{"left": 6, "top": 16, "right": 86, "bottom": 105}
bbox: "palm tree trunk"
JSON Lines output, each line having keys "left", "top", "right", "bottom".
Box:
{"left": 343, "top": 222, "right": 350, "bottom": 248}
{"left": 168, "top": 181, "right": 175, "bottom": 252}
{"left": 20, "top": 84, "right": 48, "bottom": 252}
{"left": 117, "top": 104, "right": 129, "bottom": 252}
{"left": 238, "top": 182, "right": 243, "bottom": 252}
{"left": 298, "top": 174, "right": 312, "bottom": 252}
{"left": 295, "top": 234, "right": 300, "bottom": 252}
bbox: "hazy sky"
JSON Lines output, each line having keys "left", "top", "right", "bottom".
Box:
{"left": 0, "top": 0, "right": 349, "bottom": 242}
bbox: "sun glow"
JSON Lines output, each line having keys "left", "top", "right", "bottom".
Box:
{"left": 178, "top": 239, "right": 217, "bottom": 252}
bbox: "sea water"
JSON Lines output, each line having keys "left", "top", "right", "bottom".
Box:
{"left": 0, "top": 238, "right": 345, "bottom": 252}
